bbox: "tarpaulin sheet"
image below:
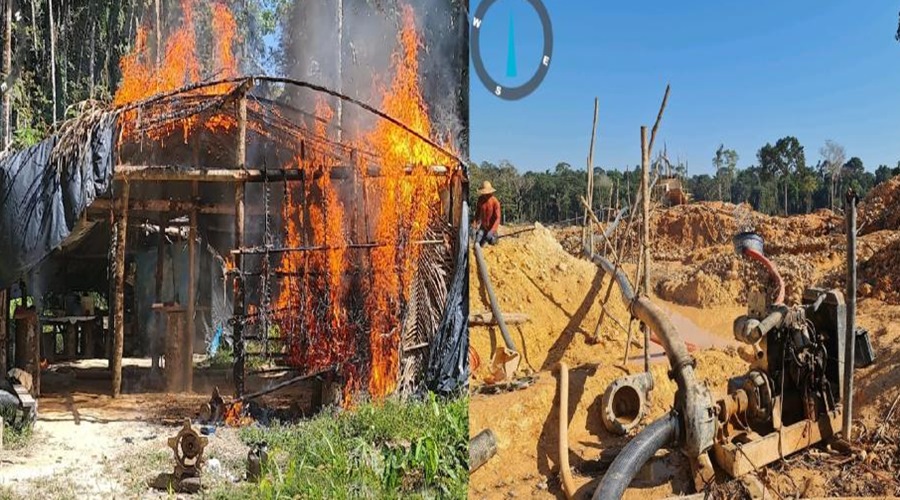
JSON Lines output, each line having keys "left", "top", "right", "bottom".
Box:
{"left": 0, "top": 115, "right": 116, "bottom": 287}
{"left": 425, "top": 203, "right": 469, "bottom": 395}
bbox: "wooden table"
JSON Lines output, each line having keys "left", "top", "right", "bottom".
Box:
{"left": 41, "top": 315, "right": 104, "bottom": 360}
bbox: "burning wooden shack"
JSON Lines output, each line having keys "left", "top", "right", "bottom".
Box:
{"left": 0, "top": 5, "right": 468, "bottom": 405}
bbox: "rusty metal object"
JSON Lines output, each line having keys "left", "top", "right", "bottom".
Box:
{"left": 247, "top": 442, "right": 269, "bottom": 483}
{"left": 600, "top": 372, "right": 653, "bottom": 435}
{"left": 588, "top": 250, "right": 716, "bottom": 460}
{"left": 469, "top": 428, "right": 497, "bottom": 473}
{"left": 167, "top": 418, "right": 208, "bottom": 478}
{"left": 199, "top": 386, "right": 226, "bottom": 424}
{"left": 713, "top": 408, "right": 842, "bottom": 478}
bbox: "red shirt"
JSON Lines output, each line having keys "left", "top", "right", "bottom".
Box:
{"left": 477, "top": 195, "right": 501, "bottom": 233}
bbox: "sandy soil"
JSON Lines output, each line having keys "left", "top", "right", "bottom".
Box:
{"left": 469, "top": 193, "right": 900, "bottom": 500}
{"left": 0, "top": 359, "right": 282, "bottom": 499}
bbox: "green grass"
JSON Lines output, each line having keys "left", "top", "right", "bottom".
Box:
{"left": 0, "top": 406, "right": 33, "bottom": 450}
{"left": 222, "top": 393, "right": 468, "bottom": 499}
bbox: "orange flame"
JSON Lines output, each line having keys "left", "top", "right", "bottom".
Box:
{"left": 114, "top": 0, "right": 240, "bottom": 141}
{"left": 113, "top": 1, "right": 458, "bottom": 403}
{"left": 362, "top": 5, "right": 453, "bottom": 397}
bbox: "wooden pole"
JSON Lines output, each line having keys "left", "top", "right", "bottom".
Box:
{"left": 0, "top": 288, "right": 6, "bottom": 376}
{"left": 152, "top": 210, "right": 167, "bottom": 375}
{"left": 233, "top": 94, "right": 247, "bottom": 398}
{"left": 641, "top": 126, "right": 651, "bottom": 373}
{"left": 48, "top": 0, "right": 57, "bottom": 126}
{"left": 3, "top": 0, "right": 11, "bottom": 148}
{"left": 185, "top": 182, "right": 198, "bottom": 393}
{"left": 585, "top": 98, "right": 599, "bottom": 253}
{"left": 111, "top": 181, "right": 130, "bottom": 397}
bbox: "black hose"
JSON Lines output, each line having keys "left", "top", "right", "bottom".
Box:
{"left": 593, "top": 413, "right": 680, "bottom": 500}
{"left": 473, "top": 240, "right": 517, "bottom": 352}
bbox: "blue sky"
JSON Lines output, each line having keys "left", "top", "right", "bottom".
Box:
{"left": 469, "top": 1, "right": 900, "bottom": 175}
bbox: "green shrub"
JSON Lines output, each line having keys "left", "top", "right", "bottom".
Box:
{"left": 237, "top": 393, "right": 468, "bottom": 499}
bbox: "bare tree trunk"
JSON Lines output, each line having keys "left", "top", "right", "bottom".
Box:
{"left": 48, "top": 0, "right": 57, "bottom": 125}
{"left": 784, "top": 178, "right": 789, "bottom": 215}
{"left": 29, "top": 0, "right": 36, "bottom": 53}
{"left": 89, "top": 1, "right": 95, "bottom": 97}
{"left": 154, "top": 0, "right": 161, "bottom": 66}
{"left": 3, "top": 0, "right": 11, "bottom": 148}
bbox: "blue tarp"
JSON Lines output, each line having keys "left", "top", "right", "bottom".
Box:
{"left": 0, "top": 115, "right": 116, "bottom": 287}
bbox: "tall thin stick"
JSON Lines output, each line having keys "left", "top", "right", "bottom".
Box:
{"left": 583, "top": 98, "right": 599, "bottom": 252}
{"left": 641, "top": 126, "right": 651, "bottom": 373}
{"left": 647, "top": 84, "right": 671, "bottom": 157}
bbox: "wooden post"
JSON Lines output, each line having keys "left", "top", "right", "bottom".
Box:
{"left": 583, "top": 98, "right": 599, "bottom": 253}
{"left": 186, "top": 182, "right": 198, "bottom": 393}
{"left": 0, "top": 288, "right": 6, "bottom": 376}
{"left": 233, "top": 94, "right": 247, "bottom": 398}
{"left": 152, "top": 212, "right": 166, "bottom": 374}
{"left": 640, "top": 126, "right": 651, "bottom": 373}
{"left": 3, "top": 0, "right": 11, "bottom": 148}
{"left": 65, "top": 323, "right": 76, "bottom": 359}
{"left": 111, "top": 181, "right": 130, "bottom": 397}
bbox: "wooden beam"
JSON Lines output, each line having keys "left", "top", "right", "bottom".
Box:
{"left": 186, "top": 183, "right": 197, "bottom": 393}
{"left": 469, "top": 311, "right": 530, "bottom": 326}
{"left": 0, "top": 288, "right": 6, "bottom": 377}
{"left": 640, "top": 126, "right": 651, "bottom": 373}
{"left": 233, "top": 94, "right": 247, "bottom": 398}
{"left": 713, "top": 410, "right": 841, "bottom": 478}
{"left": 111, "top": 181, "right": 130, "bottom": 398}
{"left": 151, "top": 209, "right": 168, "bottom": 375}
{"left": 113, "top": 164, "right": 450, "bottom": 183}
{"left": 89, "top": 198, "right": 236, "bottom": 215}
{"left": 583, "top": 98, "right": 599, "bottom": 252}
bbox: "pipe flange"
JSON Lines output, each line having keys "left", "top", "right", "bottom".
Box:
{"left": 600, "top": 372, "right": 653, "bottom": 435}
{"left": 743, "top": 370, "right": 773, "bottom": 424}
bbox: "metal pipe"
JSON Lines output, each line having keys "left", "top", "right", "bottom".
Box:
{"left": 473, "top": 241, "right": 517, "bottom": 352}
{"left": 743, "top": 247, "right": 785, "bottom": 305}
{"left": 558, "top": 363, "right": 576, "bottom": 499}
{"left": 593, "top": 413, "right": 680, "bottom": 500}
{"left": 589, "top": 252, "right": 715, "bottom": 458}
{"left": 469, "top": 428, "right": 498, "bottom": 473}
{"left": 843, "top": 190, "right": 858, "bottom": 440}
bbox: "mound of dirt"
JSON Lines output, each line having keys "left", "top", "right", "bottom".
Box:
{"left": 653, "top": 202, "right": 740, "bottom": 257}
{"left": 560, "top": 201, "right": 843, "bottom": 264}
{"left": 656, "top": 247, "right": 818, "bottom": 307}
{"left": 469, "top": 223, "right": 633, "bottom": 375}
{"left": 860, "top": 174, "right": 900, "bottom": 234}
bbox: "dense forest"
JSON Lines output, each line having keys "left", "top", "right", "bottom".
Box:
{"left": 0, "top": 0, "right": 471, "bottom": 152}
{"left": 0, "top": 0, "right": 290, "bottom": 150}
{"left": 469, "top": 137, "right": 900, "bottom": 225}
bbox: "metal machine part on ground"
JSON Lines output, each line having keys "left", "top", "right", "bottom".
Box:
{"left": 707, "top": 231, "right": 866, "bottom": 483}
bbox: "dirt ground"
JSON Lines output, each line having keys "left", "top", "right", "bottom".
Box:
{"left": 469, "top": 187, "right": 900, "bottom": 499}
{"left": 0, "top": 358, "right": 307, "bottom": 499}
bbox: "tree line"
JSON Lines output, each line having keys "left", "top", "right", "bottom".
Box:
{"left": 469, "top": 137, "right": 900, "bottom": 225}
{"left": 0, "top": 0, "right": 282, "bottom": 151}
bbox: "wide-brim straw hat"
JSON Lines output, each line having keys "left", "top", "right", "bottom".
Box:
{"left": 478, "top": 181, "right": 496, "bottom": 195}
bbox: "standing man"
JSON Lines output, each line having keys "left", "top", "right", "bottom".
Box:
{"left": 475, "top": 181, "right": 501, "bottom": 246}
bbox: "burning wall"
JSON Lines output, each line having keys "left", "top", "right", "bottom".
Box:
{"left": 110, "top": 1, "right": 467, "bottom": 400}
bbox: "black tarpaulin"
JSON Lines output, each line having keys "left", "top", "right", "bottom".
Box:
{"left": 0, "top": 114, "right": 116, "bottom": 288}
{"left": 425, "top": 202, "right": 469, "bottom": 395}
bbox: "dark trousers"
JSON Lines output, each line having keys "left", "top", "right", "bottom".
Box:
{"left": 475, "top": 228, "right": 499, "bottom": 247}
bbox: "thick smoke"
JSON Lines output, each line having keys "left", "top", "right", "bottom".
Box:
{"left": 278, "top": 0, "right": 468, "bottom": 156}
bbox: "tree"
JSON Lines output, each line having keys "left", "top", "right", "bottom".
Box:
{"left": 758, "top": 136, "right": 805, "bottom": 215}
{"left": 875, "top": 164, "right": 899, "bottom": 185}
{"left": 712, "top": 144, "right": 739, "bottom": 201}
{"left": 819, "top": 140, "right": 845, "bottom": 211}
